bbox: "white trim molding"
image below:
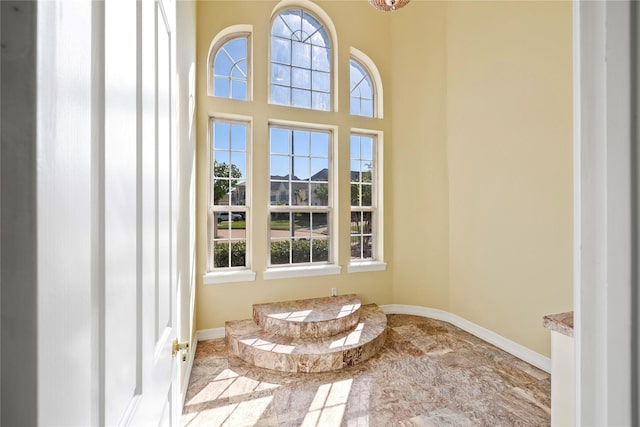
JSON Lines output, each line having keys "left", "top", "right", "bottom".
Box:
{"left": 203, "top": 270, "right": 256, "bottom": 285}
{"left": 380, "top": 304, "right": 551, "bottom": 373}
{"left": 347, "top": 261, "right": 386, "bottom": 273}
{"left": 196, "top": 327, "right": 226, "bottom": 341}
{"left": 263, "top": 264, "right": 341, "bottom": 280}
{"left": 182, "top": 339, "right": 198, "bottom": 407}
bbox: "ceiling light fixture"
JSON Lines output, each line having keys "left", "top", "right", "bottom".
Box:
{"left": 368, "top": 0, "right": 410, "bottom": 12}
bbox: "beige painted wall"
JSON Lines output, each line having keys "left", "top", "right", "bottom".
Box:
{"left": 390, "top": 2, "right": 450, "bottom": 311}
{"left": 195, "top": 1, "right": 394, "bottom": 330}
{"left": 446, "top": 1, "right": 573, "bottom": 356}
{"left": 194, "top": 0, "right": 573, "bottom": 358}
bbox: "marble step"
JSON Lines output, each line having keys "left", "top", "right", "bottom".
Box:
{"left": 226, "top": 304, "right": 387, "bottom": 373}
{"left": 252, "top": 294, "right": 361, "bottom": 339}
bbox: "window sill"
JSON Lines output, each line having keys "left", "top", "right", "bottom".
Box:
{"left": 347, "top": 261, "right": 387, "bottom": 273}
{"left": 263, "top": 264, "right": 342, "bottom": 280}
{"left": 203, "top": 270, "right": 256, "bottom": 285}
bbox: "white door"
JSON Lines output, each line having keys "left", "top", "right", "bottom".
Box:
{"left": 103, "top": 0, "right": 178, "bottom": 424}
{"left": 32, "top": 0, "right": 180, "bottom": 425}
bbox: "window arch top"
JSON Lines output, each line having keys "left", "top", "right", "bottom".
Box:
{"left": 349, "top": 47, "right": 384, "bottom": 119}
{"left": 213, "top": 36, "right": 248, "bottom": 100}
{"left": 350, "top": 59, "right": 374, "bottom": 117}
{"left": 270, "top": 8, "right": 332, "bottom": 111}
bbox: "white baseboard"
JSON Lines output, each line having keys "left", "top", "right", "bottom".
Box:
{"left": 196, "top": 327, "right": 226, "bottom": 341}
{"left": 380, "top": 304, "right": 551, "bottom": 373}
{"left": 182, "top": 339, "right": 198, "bottom": 408}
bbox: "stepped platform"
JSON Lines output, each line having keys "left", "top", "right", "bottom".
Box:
{"left": 226, "top": 303, "right": 387, "bottom": 373}
{"left": 252, "top": 294, "right": 361, "bottom": 338}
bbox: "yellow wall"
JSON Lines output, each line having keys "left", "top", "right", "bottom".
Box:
{"left": 446, "top": 1, "right": 573, "bottom": 355}
{"left": 194, "top": 0, "right": 573, "bottom": 357}
{"left": 195, "top": 1, "right": 394, "bottom": 329}
{"left": 390, "top": 1, "right": 450, "bottom": 311}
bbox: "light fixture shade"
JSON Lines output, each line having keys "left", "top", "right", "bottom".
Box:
{"left": 368, "top": 0, "right": 410, "bottom": 12}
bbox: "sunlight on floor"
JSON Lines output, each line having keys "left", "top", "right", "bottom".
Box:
{"left": 301, "top": 379, "right": 353, "bottom": 427}
{"left": 330, "top": 323, "right": 363, "bottom": 349}
{"left": 239, "top": 337, "right": 296, "bottom": 354}
{"left": 187, "top": 369, "right": 278, "bottom": 407}
{"left": 269, "top": 309, "right": 312, "bottom": 322}
{"left": 336, "top": 303, "right": 361, "bottom": 318}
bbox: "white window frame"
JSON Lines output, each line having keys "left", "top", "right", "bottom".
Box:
{"left": 203, "top": 114, "right": 256, "bottom": 285}
{"left": 264, "top": 119, "right": 341, "bottom": 280}
{"left": 348, "top": 128, "right": 385, "bottom": 273}
{"left": 269, "top": 1, "right": 339, "bottom": 112}
{"left": 350, "top": 47, "right": 384, "bottom": 119}
{"left": 206, "top": 25, "right": 253, "bottom": 100}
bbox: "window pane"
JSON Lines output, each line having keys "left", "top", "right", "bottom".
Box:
{"left": 272, "top": 85, "right": 291, "bottom": 106}
{"left": 310, "top": 158, "right": 328, "bottom": 181}
{"left": 270, "top": 181, "right": 289, "bottom": 206}
{"left": 312, "top": 71, "right": 330, "bottom": 93}
{"left": 292, "top": 41, "right": 311, "bottom": 68}
{"left": 214, "top": 51, "right": 232, "bottom": 76}
{"left": 271, "top": 240, "right": 291, "bottom": 265}
{"left": 214, "top": 77, "right": 230, "bottom": 98}
{"left": 230, "top": 240, "right": 246, "bottom": 267}
{"left": 280, "top": 10, "right": 302, "bottom": 36}
{"left": 291, "top": 182, "right": 309, "bottom": 206}
{"left": 310, "top": 183, "right": 328, "bottom": 205}
{"left": 213, "top": 178, "right": 229, "bottom": 205}
{"left": 361, "top": 184, "right": 372, "bottom": 206}
{"left": 272, "top": 63, "right": 291, "bottom": 86}
{"left": 272, "top": 16, "right": 293, "bottom": 38}
{"left": 292, "top": 88, "right": 311, "bottom": 109}
{"left": 301, "top": 12, "right": 321, "bottom": 39}
{"left": 312, "top": 46, "right": 330, "bottom": 72}
{"left": 214, "top": 152, "right": 230, "bottom": 170}
{"left": 230, "top": 152, "right": 246, "bottom": 179}
{"left": 270, "top": 128, "right": 290, "bottom": 154}
{"left": 213, "top": 241, "right": 230, "bottom": 268}
{"left": 361, "top": 137, "right": 373, "bottom": 160}
{"left": 313, "top": 239, "right": 329, "bottom": 262}
{"left": 350, "top": 97, "right": 360, "bottom": 116}
{"left": 272, "top": 37, "right": 291, "bottom": 64}
{"left": 311, "top": 133, "right": 329, "bottom": 156}
{"left": 311, "top": 212, "right": 328, "bottom": 237}
{"left": 270, "top": 155, "right": 289, "bottom": 177}
{"left": 231, "top": 80, "right": 246, "bottom": 100}
{"left": 292, "top": 157, "right": 310, "bottom": 181}
{"left": 310, "top": 27, "right": 329, "bottom": 47}
{"left": 350, "top": 236, "right": 361, "bottom": 260}
{"left": 231, "top": 125, "right": 246, "bottom": 151}
{"left": 361, "top": 100, "right": 373, "bottom": 117}
{"left": 292, "top": 67, "right": 311, "bottom": 89}
{"left": 294, "top": 212, "right": 310, "bottom": 237}
{"left": 214, "top": 123, "right": 230, "bottom": 149}
{"left": 351, "top": 183, "right": 360, "bottom": 207}
{"left": 311, "top": 92, "right": 330, "bottom": 111}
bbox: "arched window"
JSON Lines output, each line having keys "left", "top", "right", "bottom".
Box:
{"left": 350, "top": 59, "right": 374, "bottom": 117}
{"left": 270, "top": 9, "right": 331, "bottom": 111}
{"left": 212, "top": 36, "right": 249, "bottom": 100}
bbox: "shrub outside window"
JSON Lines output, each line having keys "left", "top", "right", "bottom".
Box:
{"left": 269, "top": 126, "right": 331, "bottom": 265}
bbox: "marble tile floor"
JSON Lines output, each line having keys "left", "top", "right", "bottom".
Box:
{"left": 182, "top": 314, "right": 550, "bottom": 427}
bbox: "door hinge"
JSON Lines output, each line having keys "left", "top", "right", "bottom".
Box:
{"left": 172, "top": 339, "right": 189, "bottom": 361}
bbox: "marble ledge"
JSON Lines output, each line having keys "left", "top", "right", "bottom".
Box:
{"left": 543, "top": 311, "right": 574, "bottom": 337}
